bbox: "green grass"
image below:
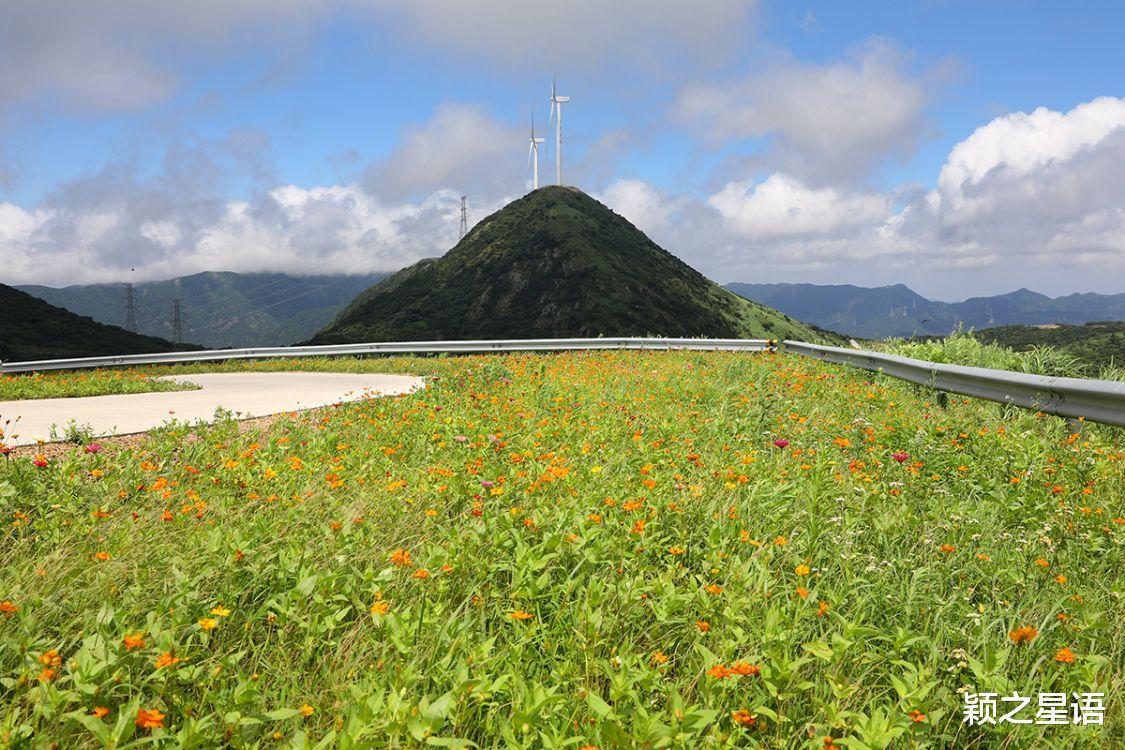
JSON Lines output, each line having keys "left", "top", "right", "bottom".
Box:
{"left": 0, "top": 370, "right": 197, "bottom": 402}
{"left": 0, "top": 350, "right": 1121, "bottom": 748}
{"left": 880, "top": 331, "right": 1125, "bottom": 381}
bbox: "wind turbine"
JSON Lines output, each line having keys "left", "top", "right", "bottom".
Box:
{"left": 528, "top": 113, "right": 546, "bottom": 190}
{"left": 548, "top": 77, "right": 570, "bottom": 185}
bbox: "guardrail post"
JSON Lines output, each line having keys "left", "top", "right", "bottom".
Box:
{"left": 1066, "top": 417, "right": 1083, "bottom": 436}
{"left": 936, "top": 390, "right": 949, "bottom": 409}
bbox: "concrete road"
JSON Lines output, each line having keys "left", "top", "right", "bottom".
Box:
{"left": 0, "top": 372, "right": 424, "bottom": 446}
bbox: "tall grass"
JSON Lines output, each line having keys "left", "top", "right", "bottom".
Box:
{"left": 881, "top": 331, "right": 1124, "bottom": 381}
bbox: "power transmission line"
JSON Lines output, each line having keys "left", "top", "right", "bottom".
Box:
{"left": 124, "top": 283, "right": 137, "bottom": 332}
{"left": 171, "top": 298, "right": 184, "bottom": 345}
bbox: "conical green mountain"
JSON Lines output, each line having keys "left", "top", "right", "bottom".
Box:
{"left": 312, "top": 187, "right": 831, "bottom": 344}
{"left": 0, "top": 283, "right": 190, "bottom": 363}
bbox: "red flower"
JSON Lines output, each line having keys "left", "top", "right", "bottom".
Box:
{"left": 892, "top": 452, "right": 910, "bottom": 463}
{"left": 773, "top": 439, "right": 789, "bottom": 448}
{"left": 84, "top": 443, "right": 103, "bottom": 454}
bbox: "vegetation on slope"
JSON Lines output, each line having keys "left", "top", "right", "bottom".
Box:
{"left": 314, "top": 187, "right": 832, "bottom": 344}
{"left": 0, "top": 284, "right": 189, "bottom": 363}
{"left": 973, "top": 322, "right": 1125, "bottom": 372}
{"left": 1, "top": 350, "right": 1120, "bottom": 747}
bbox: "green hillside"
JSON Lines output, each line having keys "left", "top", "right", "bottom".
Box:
{"left": 19, "top": 272, "right": 384, "bottom": 348}
{"left": 313, "top": 187, "right": 831, "bottom": 344}
{"left": 973, "top": 321, "right": 1125, "bottom": 370}
{"left": 0, "top": 284, "right": 188, "bottom": 363}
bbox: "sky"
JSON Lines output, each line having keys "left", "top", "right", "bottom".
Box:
{"left": 1, "top": 1, "right": 1124, "bottom": 301}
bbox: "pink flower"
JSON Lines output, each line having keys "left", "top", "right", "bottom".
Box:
{"left": 892, "top": 452, "right": 910, "bottom": 463}
{"left": 773, "top": 439, "right": 789, "bottom": 449}
{"left": 481, "top": 480, "right": 494, "bottom": 488}
{"left": 454, "top": 435, "right": 468, "bottom": 443}
{"left": 83, "top": 443, "right": 103, "bottom": 454}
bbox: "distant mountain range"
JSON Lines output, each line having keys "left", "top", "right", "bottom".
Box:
{"left": 726, "top": 283, "right": 1125, "bottom": 339}
{"left": 18, "top": 271, "right": 385, "bottom": 348}
{"left": 1, "top": 284, "right": 189, "bottom": 363}
{"left": 312, "top": 187, "right": 834, "bottom": 345}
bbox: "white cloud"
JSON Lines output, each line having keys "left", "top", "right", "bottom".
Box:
{"left": 363, "top": 103, "right": 523, "bottom": 202}
{"left": 707, "top": 174, "right": 891, "bottom": 239}
{"left": 677, "top": 40, "right": 934, "bottom": 183}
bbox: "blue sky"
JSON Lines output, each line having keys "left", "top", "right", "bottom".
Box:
{"left": 2, "top": 1, "right": 1124, "bottom": 299}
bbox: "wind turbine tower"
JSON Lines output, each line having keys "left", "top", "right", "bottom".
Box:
{"left": 528, "top": 114, "right": 546, "bottom": 190}
{"left": 548, "top": 78, "right": 570, "bottom": 185}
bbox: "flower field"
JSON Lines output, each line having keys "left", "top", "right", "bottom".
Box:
{"left": 0, "top": 350, "right": 1121, "bottom": 748}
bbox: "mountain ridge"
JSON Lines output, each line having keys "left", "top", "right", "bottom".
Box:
{"left": 17, "top": 271, "right": 385, "bottom": 348}
{"left": 727, "top": 282, "right": 1125, "bottom": 339}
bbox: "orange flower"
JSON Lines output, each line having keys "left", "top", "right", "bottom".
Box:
{"left": 93, "top": 551, "right": 110, "bottom": 562}
{"left": 92, "top": 707, "right": 110, "bottom": 718}
{"left": 1034, "top": 558, "right": 1050, "bottom": 567}
{"left": 510, "top": 609, "right": 534, "bottom": 620}
{"left": 1009, "top": 626, "right": 1038, "bottom": 644}
{"left": 731, "top": 708, "right": 757, "bottom": 727}
{"left": 651, "top": 651, "right": 668, "bottom": 665}
{"left": 909, "top": 709, "right": 926, "bottom": 723}
{"left": 707, "top": 664, "right": 730, "bottom": 679}
{"left": 705, "top": 584, "right": 724, "bottom": 595}
{"left": 730, "top": 661, "right": 761, "bottom": 676}
{"left": 155, "top": 652, "right": 182, "bottom": 669}
{"left": 135, "top": 708, "right": 166, "bottom": 729}
{"left": 796, "top": 586, "right": 809, "bottom": 599}
{"left": 817, "top": 600, "right": 830, "bottom": 618}
{"left": 773, "top": 536, "right": 788, "bottom": 547}
{"left": 37, "top": 668, "right": 56, "bottom": 682}
{"left": 389, "top": 548, "right": 412, "bottom": 567}
{"left": 370, "top": 601, "right": 389, "bottom": 615}
{"left": 794, "top": 564, "right": 810, "bottom": 576}
{"left": 412, "top": 568, "right": 430, "bottom": 579}
{"left": 1054, "top": 647, "right": 1076, "bottom": 663}
{"left": 939, "top": 544, "right": 956, "bottom": 554}
{"left": 39, "top": 649, "right": 62, "bottom": 666}
{"left": 123, "top": 633, "right": 146, "bottom": 650}
{"left": 1054, "top": 574, "right": 1068, "bottom": 584}
{"left": 695, "top": 619, "right": 711, "bottom": 632}
{"left": 668, "top": 546, "right": 685, "bottom": 556}
{"left": 0, "top": 600, "right": 17, "bottom": 615}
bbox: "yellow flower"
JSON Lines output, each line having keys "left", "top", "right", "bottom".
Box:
{"left": 198, "top": 617, "right": 218, "bottom": 631}
{"left": 210, "top": 606, "right": 231, "bottom": 617}
{"left": 299, "top": 704, "right": 315, "bottom": 717}
{"left": 794, "top": 564, "right": 810, "bottom": 576}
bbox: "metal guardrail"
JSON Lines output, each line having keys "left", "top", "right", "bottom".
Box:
{"left": 784, "top": 340, "right": 1125, "bottom": 427}
{"left": 3, "top": 337, "right": 1122, "bottom": 427}
{"left": 0, "top": 337, "right": 774, "bottom": 374}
